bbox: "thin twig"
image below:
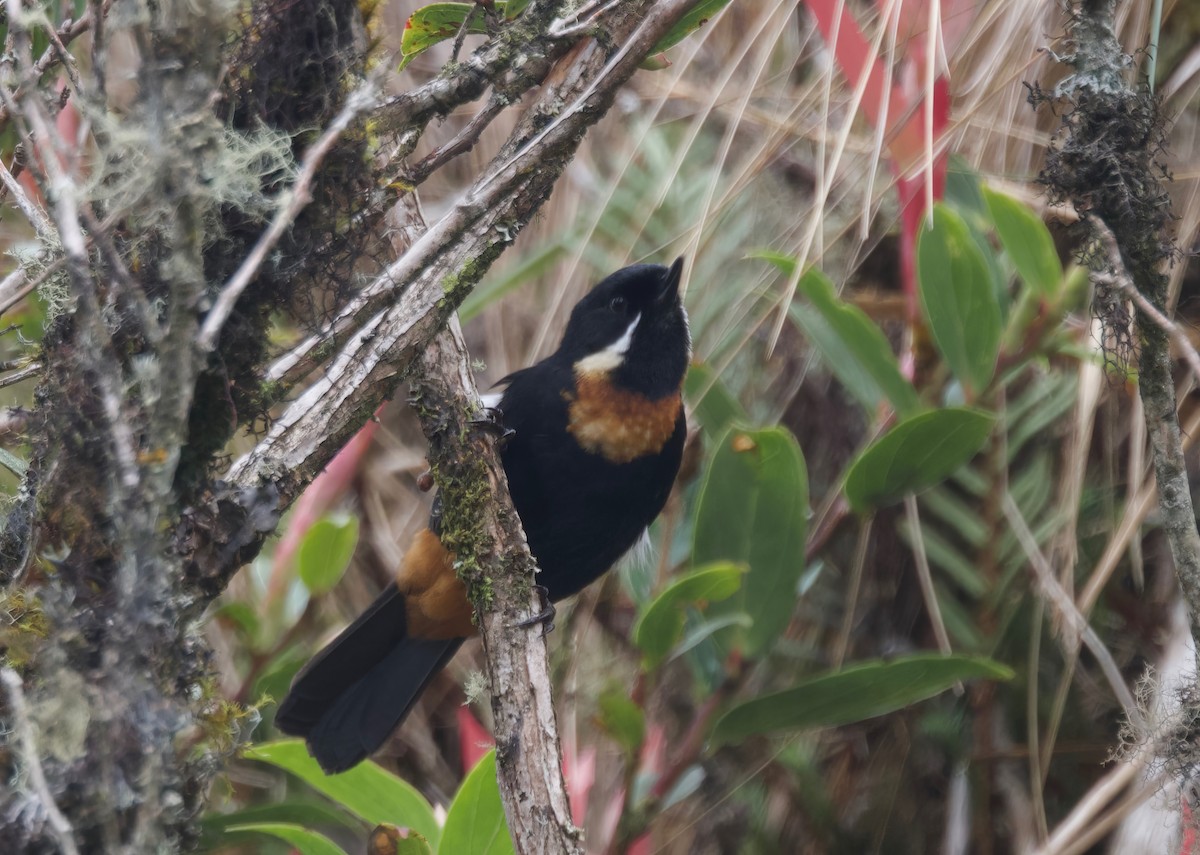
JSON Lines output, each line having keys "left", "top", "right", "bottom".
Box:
{"left": 0, "top": 155, "right": 53, "bottom": 240}
{"left": 547, "top": 0, "right": 621, "bottom": 38}
{"left": 0, "top": 362, "right": 43, "bottom": 389}
{"left": 198, "top": 73, "right": 383, "bottom": 352}
{"left": 0, "top": 1, "right": 105, "bottom": 131}
{"left": 405, "top": 93, "right": 508, "bottom": 185}
{"left": 1, "top": 668, "right": 81, "bottom": 855}
{"left": 1088, "top": 215, "right": 1200, "bottom": 386}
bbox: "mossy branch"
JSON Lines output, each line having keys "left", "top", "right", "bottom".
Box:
{"left": 411, "top": 320, "right": 582, "bottom": 854}
{"left": 1038, "top": 1, "right": 1198, "bottom": 658}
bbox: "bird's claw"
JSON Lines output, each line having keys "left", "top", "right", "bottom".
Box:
{"left": 512, "top": 584, "right": 555, "bottom": 636}
{"left": 470, "top": 406, "right": 515, "bottom": 445}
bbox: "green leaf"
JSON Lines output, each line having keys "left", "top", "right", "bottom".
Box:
{"left": 597, "top": 687, "right": 645, "bottom": 754}
{"left": 917, "top": 204, "right": 1002, "bottom": 395}
{"left": 244, "top": 740, "right": 440, "bottom": 847}
{"left": 761, "top": 256, "right": 921, "bottom": 418}
{"left": 225, "top": 823, "right": 348, "bottom": 855}
{"left": 792, "top": 264, "right": 921, "bottom": 417}
{"left": 297, "top": 514, "right": 360, "bottom": 595}
{"left": 648, "top": 0, "right": 732, "bottom": 55}
{"left": 439, "top": 750, "right": 514, "bottom": 855}
{"left": 632, "top": 562, "right": 745, "bottom": 667}
{"left": 399, "top": 1, "right": 527, "bottom": 70}
{"left": 982, "top": 187, "right": 1063, "bottom": 298}
{"left": 693, "top": 427, "right": 808, "bottom": 657}
{"left": 843, "top": 408, "right": 994, "bottom": 513}
{"left": 713, "top": 654, "right": 1013, "bottom": 743}
{"left": 684, "top": 362, "right": 749, "bottom": 439}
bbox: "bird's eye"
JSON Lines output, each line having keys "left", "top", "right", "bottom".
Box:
{"left": 609, "top": 296, "right": 628, "bottom": 313}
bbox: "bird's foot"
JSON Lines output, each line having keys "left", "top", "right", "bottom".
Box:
{"left": 513, "top": 584, "right": 555, "bottom": 636}
{"left": 470, "top": 406, "right": 515, "bottom": 445}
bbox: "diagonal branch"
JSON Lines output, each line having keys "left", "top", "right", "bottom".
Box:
{"left": 207, "top": 0, "right": 702, "bottom": 603}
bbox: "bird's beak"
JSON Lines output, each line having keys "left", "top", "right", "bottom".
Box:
{"left": 656, "top": 257, "right": 685, "bottom": 305}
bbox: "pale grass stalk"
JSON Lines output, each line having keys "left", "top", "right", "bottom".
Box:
{"left": 1001, "top": 491, "right": 1140, "bottom": 721}
{"left": 1054, "top": 323, "right": 1104, "bottom": 590}
{"left": 1079, "top": 402, "right": 1200, "bottom": 616}
{"left": 1033, "top": 759, "right": 1159, "bottom": 855}
{"left": 1028, "top": 596, "right": 1049, "bottom": 841}
{"left": 832, "top": 514, "right": 872, "bottom": 669}
{"left": 766, "top": 0, "right": 902, "bottom": 351}
{"left": 904, "top": 494, "right": 953, "bottom": 657}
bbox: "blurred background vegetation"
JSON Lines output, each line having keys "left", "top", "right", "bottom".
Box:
{"left": 5, "top": 0, "right": 1200, "bottom": 853}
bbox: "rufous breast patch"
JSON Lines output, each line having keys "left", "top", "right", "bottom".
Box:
{"left": 567, "top": 372, "right": 681, "bottom": 464}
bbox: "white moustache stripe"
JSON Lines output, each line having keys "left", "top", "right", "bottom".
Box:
{"left": 575, "top": 313, "right": 641, "bottom": 374}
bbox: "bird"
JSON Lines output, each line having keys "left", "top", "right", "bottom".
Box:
{"left": 276, "top": 257, "right": 691, "bottom": 773}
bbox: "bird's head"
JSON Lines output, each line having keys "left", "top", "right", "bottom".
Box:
{"left": 558, "top": 258, "right": 690, "bottom": 398}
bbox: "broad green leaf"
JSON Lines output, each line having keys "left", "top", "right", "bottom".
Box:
{"left": 757, "top": 252, "right": 920, "bottom": 417}
{"left": 632, "top": 562, "right": 746, "bottom": 667}
{"left": 983, "top": 187, "right": 1062, "bottom": 297}
{"left": 597, "top": 687, "right": 645, "bottom": 754}
{"left": 713, "top": 654, "right": 1013, "bottom": 743}
{"left": 684, "top": 362, "right": 749, "bottom": 439}
{"left": 226, "top": 823, "right": 347, "bottom": 855}
{"left": 297, "top": 514, "right": 360, "bottom": 595}
{"left": 439, "top": 750, "right": 514, "bottom": 855}
{"left": 693, "top": 427, "right": 808, "bottom": 657}
{"left": 844, "top": 408, "right": 994, "bottom": 513}
{"left": 244, "top": 740, "right": 440, "bottom": 847}
{"left": 917, "top": 204, "right": 1002, "bottom": 395}
{"left": 398, "top": 1, "right": 527, "bottom": 70}
{"left": 648, "top": 0, "right": 732, "bottom": 55}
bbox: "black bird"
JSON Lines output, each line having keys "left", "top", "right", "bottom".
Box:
{"left": 276, "top": 258, "right": 690, "bottom": 773}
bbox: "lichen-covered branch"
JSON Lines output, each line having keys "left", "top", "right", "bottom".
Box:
{"left": 1037, "top": 2, "right": 1198, "bottom": 655}
{"left": 411, "top": 320, "right": 582, "bottom": 854}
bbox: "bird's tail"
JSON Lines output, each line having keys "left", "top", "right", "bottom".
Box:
{"left": 275, "top": 585, "right": 463, "bottom": 773}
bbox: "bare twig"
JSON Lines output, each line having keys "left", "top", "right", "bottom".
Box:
{"left": 0, "top": 155, "right": 53, "bottom": 240}
{"left": 0, "top": 668, "right": 81, "bottom": 855}
{"left": 404, "top": 93, "right": 508, "bottom": 186}
{"left": 198, "top": 73, "right": 383, "bottom": 352}
{"left": 0, "top": 362, "right": 43, "bottom": 389}
{"left": 0, "top": 0, "right": 106, "bottom": 131}
{"left": 1088, "top": 216, "right": 1200, "bottom": 386}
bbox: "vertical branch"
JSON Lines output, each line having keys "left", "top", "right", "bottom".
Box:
{"left": 411, "top": 321, "right": 582, "bottom": 854}
{"left": 1036, "top": 0, "right": 1196, "bottom": 658}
